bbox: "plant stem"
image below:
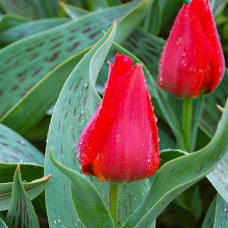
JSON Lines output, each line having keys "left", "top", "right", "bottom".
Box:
{"left": 109, "top": 183, "right": 119, "bottom": 227}
{"left": 58, "top": 0, "right": 66, "bottom": 18}
{"left": 182, "top": 99, "right": 193, "bottom": 152}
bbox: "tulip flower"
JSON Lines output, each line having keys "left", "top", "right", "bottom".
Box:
{"left": 77, "top": 53, "right": 160, "bottom": 184}
{"left": 158, "top": 0, "right": 225, "bottom": 99}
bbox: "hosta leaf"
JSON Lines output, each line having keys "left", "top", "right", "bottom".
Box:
{"left": 0, "top": 174, "right": 51, "bottom": 211}
{"left": 122, "top": 98, "right": 228, "bottom": 228}
{"left": 213, "top": 194, "right": 228, "bottom": 227}
{"left": 0, "top": 18, "right": 70, "bottom": 46}
{"left": 0, "top": 123, "right": 44, "bottom": 165}
{"left": 0, "top": 0, "right": 151, "bottom": 135}
{"left": 5, "top": 165, "right": 40, "bottom": 228}
{"left": 50, "top": 149, "right": 114, "bottom": 228}
{"left": 0, "top": 14, "right": 30, "bottom": 33}
{"left": 59, "top": 2, "right": 89, "bottom": 19}
{"left": 202, "top": 195, "right": 216, "bottom": 228}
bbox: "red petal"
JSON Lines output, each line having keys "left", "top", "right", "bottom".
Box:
{"left": 189, "top": 0, "right": 225, "bottom": 93}
{"left": 158, "top": 4, "right": 214, "bottom": 98}
{"left": 77, "top": 54, "right": 160, "bottom": 183}
{"left": 93, "top": 58, "right": 159, "bottom": 183}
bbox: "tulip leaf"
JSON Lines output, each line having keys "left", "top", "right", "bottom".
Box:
{"left": 207, "top": 154, "right": 228, "bottom": 203}
{"left": 213, "top": 193, "right": 228, "bottom": 227}
{"left": 44, "top": 20, "right": 151, "bottom": 227}
{"left": 0, "top": 174, "right": 51, "bottom": 211}
{"left": 50, "top": 148, "right": 114, "bottom": 228}
{"left": 142, "top": 0, "right": 162, "bottom": 35}
{"left": 0, "top": 0, "right": 150, "bottom": 135}
{"left": 0, "top": 18, "right": 70, "bottom": 46}
{"left": 122, "top": 98, "right": 228, "bottom": 228}
{"left": 202, "top": 195, "right": 216, "bottom": 228}
{"left": 59, "top": 2, "right": 89, "bottom": 19}
{"left": 0, "top": 123, "right": 44, "bottom": 164}
{"left": 0, "top": 217, "right": 8, "bottom": 228}
{"left": 106, "top": 0, "right": 122, "bottom": 7}
{"left": 44, "top": 21, "right": 116, "bottom": 228}
{"left": 0, "top": 14, "right": 30, "bottom": 33}
{"left": 85, "top": 0, "right": 108, "bottom": 11}
{"left": 5, "top": 165, "right": 40, "bottom": 228}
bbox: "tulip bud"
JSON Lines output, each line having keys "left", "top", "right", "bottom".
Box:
{"left": 158, "top": 0, "right": 225, "bottom": 99}
{"left": 77, "top": 54, "right": 160, "bottom": 184}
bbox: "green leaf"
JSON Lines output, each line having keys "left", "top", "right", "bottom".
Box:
{"left": 0, "top": 174, "right": 51, "bottom": 211}
{"left": 0, "top": 217, "right": 8, "bottom": 228}
{"left": 0, "top": 123, "right": 44, "bottom": 165}
{"left": 5, "top": 165, "right": 40, "bottom": 228}
{"left": 50, "top": 148, "right": 114, "bottom": 228}
{"left": 106, "top": 0, "right": 122, "bottom": 7}
{"left": 202, "top": 195, "right": 216, "bottom": 228}
{"left": 59, "top": 2, "right": 89, "bottom": 19}
{"left": 85, "top": 0, "right": 108, "bottom": 11}
{"left": 0, "top": 18, "right": 70, "bottom": 46}
{"left": 207, "top": 154, "right": 228, "bottom": 203}
{"left": 0, "top": 0, "right": 150, "bottom": 134}
{"left": 122, "top": 98, "right": 228, "bottom": 228}
{"left": 213, "top": 194, "right": 228, "bottom": 227}
{"left": 0, "top": 14, "right": 30, "bottom": 33}
{"left": 142, "top": 0, "right": 162, "bottom": 35}
{"left": 44, "top": 21, "right": 116, "bottom": 228}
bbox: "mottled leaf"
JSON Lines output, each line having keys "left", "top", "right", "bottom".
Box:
{"left": 50, "top": 149, "right": 114, "bottom": 228}
{"left": 213, "top": 194, "right": 228, "bottom": 227}
{"left": 0, "top": 174, "right": 51, "bottom": 211}
{"left": 0, "top": 123, "right": 44, "bottom": 164}
{"left": 0, "top": 18, "right": 70, "bottom": 46}
{"left": 202, "top": 195, "right": 216, "bottom": 228}
{"left": 0, "top": 0, "right": 150, "bottom": 135}
{"left": 0, "top": 14, "right": 30, "bottom": 33}
{"left": 122, "top": 99, "right": 228, "bottom": 228}
{"left": 5, "top": 165, "right": 40, "bottom": 228}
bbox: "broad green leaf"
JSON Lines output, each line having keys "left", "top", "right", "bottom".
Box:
{"left": 0, "top": 174, "right": 51, "bottom": 211}
{"left": 85, "top": 0, "right": 108, "bottom": 11}
{"left": 213, "top": 194, "right": 228, "bottom": 227}
{"left": 142, "top": 0, "right": 162, "bottom": 35}
{"left": 200, "top": 68, "right": 228, "bottom": 136}
{"left": 5, "top": 165, "right": 40, "bottom": 228}
{"left": 0, "top": 0, "right": 40, "bottom": 20}
{"left": 0, "top": 123, "right": 44, "bottom": 164}
{"left": 0, "top": 217, "right": 8, "bottom": 228}
{"left": 59, "top": 2, "right": 89, "bottom": 19}
{"left": 44, "top": 22, "right": 150, "bottom": 228}
{"left": 0, "top": 163, "right": 43, "bottom": 183}
{"left": 0, "top": 14, "right": 30, "bottom": 33}
{"left": 122, "top": 98, "right": 228, "bottom": 228}
{"left": 50, "top": 149, "right": 114, "bottom": 228}
{"left": 207, "top": 154, "right": 228, "bottom": 203}
{"left": 202, "top": 195, "right": 216, "bottom": 228}
{"left": 0, "top": 18, "right": 70, "bottom": 46}
{"left": 44, "top": 22, "right": 116, "bottom": 228}
{"left": 106, "top": 0, "right": 122, "bottom": 7}
{"left": 0, "top": 0, "right": 150, "bottom": 135}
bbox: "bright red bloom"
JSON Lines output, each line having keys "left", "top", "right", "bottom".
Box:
{"left": 158, "top": 0, "right": 225, "bottom": 99}
{"left": 77, "top": 54, "right": 160, "bottom": 184}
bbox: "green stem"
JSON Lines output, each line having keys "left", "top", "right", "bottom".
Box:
{"left": 58, "top": 0, "right": 66, "bottom": 18}
{"left": 109, "top": 183, "right": 119, "bottom": 227}
{"left": 182, "top": 99, "right": 193, "bottom": 152}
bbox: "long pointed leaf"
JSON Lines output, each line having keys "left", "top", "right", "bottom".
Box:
{"left": 122, "top": 98, "right": 228, "bottom": 228}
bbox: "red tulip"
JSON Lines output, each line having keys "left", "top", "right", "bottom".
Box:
{"left": 77, "top": 54, "right": 160, "bottom": 184}
{"left": 158, "top": 0, "right": 225, "bottom": 99}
